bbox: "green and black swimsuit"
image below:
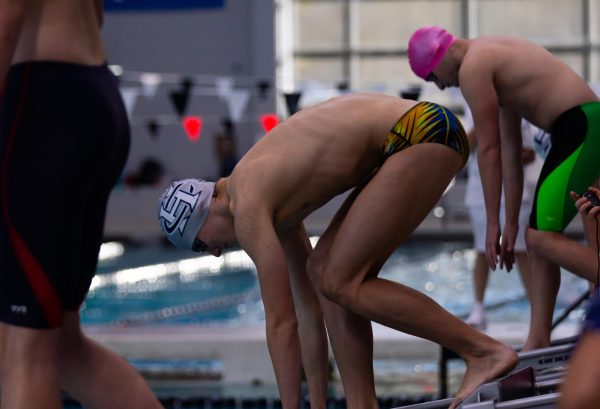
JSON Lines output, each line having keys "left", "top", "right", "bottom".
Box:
{"left": 530, "top": 101, "right": 600, "bottom": 231}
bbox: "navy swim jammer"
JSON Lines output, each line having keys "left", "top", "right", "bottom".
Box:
{"left": 0, "top": 61, "right": 130, "bottom": 328}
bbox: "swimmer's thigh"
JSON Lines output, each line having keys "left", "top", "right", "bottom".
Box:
{"left": 325, "top": 143, "right": 463, "bottom": 282}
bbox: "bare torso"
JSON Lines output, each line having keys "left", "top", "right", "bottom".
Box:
{"left": 462, "top": 36, "right": 598, "bottom": 130}
{"left": 228, "top": 93, "right": 417, "bottom": 231}
{"left": 12, "top": 0, "right": 106, "bottom": 65}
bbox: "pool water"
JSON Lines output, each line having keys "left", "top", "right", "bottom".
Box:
{"left": 85, "top": 239, "right": 588, "bottom": 326}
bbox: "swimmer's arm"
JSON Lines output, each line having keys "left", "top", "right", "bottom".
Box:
{"left": 235, "top": 206, "right": 303, "bottom": 409}
{"left": 498, "top": 108, "right": 524, "bottom": 270}
{"left": 462, "top": 69, "right": 503, "bottom": 268}
{"left": 279, "top": 224, "right": 328, "bottom": 403}
{"left": 0, "top": 0, "right": 25, "bottom": 92}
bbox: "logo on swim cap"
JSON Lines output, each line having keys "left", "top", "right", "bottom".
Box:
{"left": 157, "top": 179, "right": 215, "bottom": 250}
{"left": 408, "top": 26, "right": 456, "bottom": 80}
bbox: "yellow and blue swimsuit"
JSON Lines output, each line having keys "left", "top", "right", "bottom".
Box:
{"left": 383, "top": 101, "right": 469, "bottom": 167}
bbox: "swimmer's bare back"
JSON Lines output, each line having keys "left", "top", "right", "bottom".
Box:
{"left": 12, "top": 0, "right": 106, "bottom": 66}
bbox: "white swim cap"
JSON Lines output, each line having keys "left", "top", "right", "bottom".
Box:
{"left": 157, "top": 179, "right": 215, "bottom": 251}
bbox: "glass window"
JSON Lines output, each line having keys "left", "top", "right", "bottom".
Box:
{"left": 278, "top": 0, "right": 596, "bottom": 96}
{"left": 295, "top": 1, "right": 345, "bottom": 51}
{"left": 294, "top": 57, "right": 344, "bottom": 87}
{"left": 590, "top": 0, "right": 600, "bottom": 43}
{"left": 356, "top": 0, "right": 462, "bottom": 50}
{"left": 477, "top": 0, "right": 583, "bottom": 45}
{"left": 590, "top": 52, "right": 600, "bottom": 84}
{"left": 356, "top": 56, "right": 416, "bottom": 92}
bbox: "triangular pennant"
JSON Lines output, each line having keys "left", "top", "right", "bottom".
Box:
{"left": 146, "top": 119, "right": 160, "bottom": 139}
{"left": 170, "top": 79, "right": 193, "bottom": 118}
{"left": 260, "top": 113, "right": 279, "bottom": 133}
{"left": 181, "top": 78, "right": 194, "bottom": 91}
{"left": 256, "top": 80, "right": 271, "bottom": 99}
{"left": 284, "top": 92, "right": 302, "bottom": 116}
{"left": 226, "top": 90, "right": 250, "bottom": 123}
{"left": 182, "top": 116, "right": 203, "bottom": 142}
{"left": 140, "top": 73, "right": 161, "bottom": 99}
{"left": 170, "top": 91, "right": 189, "bottom": 117}
{"left": 215, "top": 76, "right": 234, "bottom": 100}
{"left": 222, "top": 117, "right": 234, "bottom": 132}
{"left": 119, "top": 87, "right": 140, "bottom": 118}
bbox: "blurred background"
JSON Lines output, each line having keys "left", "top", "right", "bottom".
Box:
{"left": 72, "top": 1, "right": 600, "bottom": 407}
{"left": 102, "top": 0, "right": 600, "bottom": 240}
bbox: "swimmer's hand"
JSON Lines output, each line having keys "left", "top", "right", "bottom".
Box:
{"left": 499, "top": 223, "right": 517, "bottom": 272}
{"left": 571, "top": 187, "right": 600, "bottom": 219}
{"left": 485, "top": 223, "right": 501, "bottom": 271}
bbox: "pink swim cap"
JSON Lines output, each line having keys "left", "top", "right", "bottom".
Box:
{"left": 408, "top": 26, "right": 456, "bottom": 79}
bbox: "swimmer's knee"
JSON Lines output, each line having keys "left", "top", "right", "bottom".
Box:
{"left": 525, "top": 226, "right": 558, "bottom": 255}
{"left": 319, "top": 269, "right": 357, "bottom": 308}
{"left": 525, "top": 226, "right": 545, "bottom": 251}
{"left": 319, "top": 273, "right": 338, "bottom": 303}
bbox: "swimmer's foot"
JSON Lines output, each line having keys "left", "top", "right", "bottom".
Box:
{"left": 448, "top": 343, "right": 518, "bottom": 409}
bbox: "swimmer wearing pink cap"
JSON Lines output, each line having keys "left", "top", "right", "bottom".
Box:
{"left": 408, "top": 26, "right": 456, "bottom": 84}
{"left": 407, "top": 28, "right": 600, "bottom": 399}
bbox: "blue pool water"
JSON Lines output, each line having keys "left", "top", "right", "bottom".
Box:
{"left": 84, "top": 239, "right": 588, "bottom": 326}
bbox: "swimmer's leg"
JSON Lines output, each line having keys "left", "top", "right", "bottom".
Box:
{"left": 57, "top": 311, "right": 162, "bottom": 409}
{"left": 306, "top": 178, "right": 380, "bottom": 409}
{"left": 522, "top": 230, "right": 561, "bottom": 351}
{"left": 318, "top": 144, "right": 517, "bottom": 409}
{"left": 0, "top": 323, "right": 4, "bottom": 381}
{"left": 1, "top": 323, "right": 62, "bottom": 409}
{"left": 524, "top": 223, "right": 599, "bottom": 349}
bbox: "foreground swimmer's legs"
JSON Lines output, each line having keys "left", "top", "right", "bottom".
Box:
{"left": 1, "top": 313, "right": 163, "bottom": 409}
{"left": 318, "top": 144, "right": 517, "bottom": 409}
{"left": 0, "top": 323, "right": 4, "bottom": 382}
{"left": 1, "top": 324, "right": 62, "bottom": 409}
{"left": 57, "top": 312, "right": 163, "bottom": 409}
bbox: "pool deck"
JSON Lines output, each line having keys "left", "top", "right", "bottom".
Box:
{"left": 84, "top": 321, "right": 580, "bottom": 385}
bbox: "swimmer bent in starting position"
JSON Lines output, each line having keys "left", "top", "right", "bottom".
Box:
{"left": 158, "top": 93, "right": 518, "bottom": 409}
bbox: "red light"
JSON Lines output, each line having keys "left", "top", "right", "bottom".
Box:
{"left": 260, "top": 114, "right": 279, "bottom": 133}
{"left": 182, "top": 116, "right": 203, "bottom": 142}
